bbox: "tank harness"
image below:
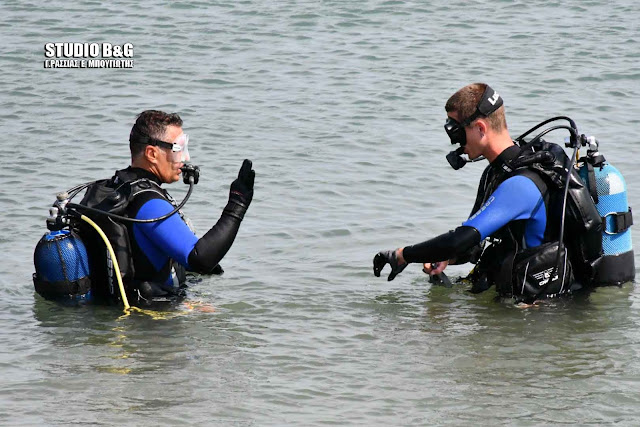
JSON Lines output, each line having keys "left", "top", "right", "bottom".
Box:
{"left": 76, "top": 169, "right": 191, "bottom": 305}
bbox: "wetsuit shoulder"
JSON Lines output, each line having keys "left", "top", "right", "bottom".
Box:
{"left": 131, "top": 195, "right": 199, "bottom": 270}
{"left": 463, "top": 175, "right": 545, "bottom": 240}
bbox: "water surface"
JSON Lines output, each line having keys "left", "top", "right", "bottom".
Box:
{"left": 2, "top": 0, "right": 640, "bottom": 425}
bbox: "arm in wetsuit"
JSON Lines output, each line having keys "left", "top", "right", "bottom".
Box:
{"left": 374, "top": 175, "right": 545, "bottom": 280}
{"left": 134, "top": 160, "right": 255, "bottom": 275}
{"left": 133, "top": 197, "right": 247, "bottom": 274}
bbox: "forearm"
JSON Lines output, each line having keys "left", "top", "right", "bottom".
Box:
{"left": 187, "top": 201, "right": 247, "bottom": 273}
{"left": 401, "top": 226, "right": 481, "bottom": 264}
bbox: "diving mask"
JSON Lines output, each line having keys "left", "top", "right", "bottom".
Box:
{"left": 130, "top": 127, "right": 190, "bottom": 163}
{"left": 445, "top": 116, "right": 467, "bottom": 147}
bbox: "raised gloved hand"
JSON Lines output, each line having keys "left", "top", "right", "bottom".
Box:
{"left": 229, "top": 159, "right": 255, "bottom": 207}
{"left": 373, "top": 249, "right": 408, "bottom": 281}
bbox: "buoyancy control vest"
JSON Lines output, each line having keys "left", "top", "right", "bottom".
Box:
{"left": 469, "top": 139, "right": 607, "bottom": 301}
{"left": 77, "top": 168, "right": 188, "bottom": 304}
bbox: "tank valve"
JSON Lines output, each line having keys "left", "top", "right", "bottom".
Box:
{"left": 46, "top": 192, "right": 71, "bottom": 231}
{"left": 586, "top": 136, "right": 599, "bottom": 154}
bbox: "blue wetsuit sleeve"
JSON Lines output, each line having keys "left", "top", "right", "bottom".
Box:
{"left": 133, "top": 199, "right": 199, "bottom": 269}
{"left": 463, "top": 175, "right": 544, "bottom": 240}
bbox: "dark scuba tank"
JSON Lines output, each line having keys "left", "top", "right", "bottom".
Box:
{"left": 578, "top": 137, "right": 634, "bottom": 286}
{"left": 33, "top": 193, "right": 92, "bottom": 302}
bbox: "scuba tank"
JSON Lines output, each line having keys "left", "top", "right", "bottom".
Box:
{"left": 33, "top": 193, "right": 92, "bottom": 303}
{"left": 578, "top": 137, "right": 634, "bottom": 286}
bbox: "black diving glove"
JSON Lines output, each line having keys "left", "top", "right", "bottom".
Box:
{"left": 223, "top": 159, "right": 255, "bottom": 221}
{"left": 373, "top": 249, "right": 408, "bottom": 281}
{"left": 229, "top": 159, "right": 255, "bottom": 207}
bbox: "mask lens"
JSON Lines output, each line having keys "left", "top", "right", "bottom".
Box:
{"left": 445, "top": 117, "right": 466, "bottom": 146}
{"left": 169, "top": 133, "right": 190, "bottom": 163}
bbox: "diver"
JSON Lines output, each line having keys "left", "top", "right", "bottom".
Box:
{"left": 76, "top": 110, "right": 254, "bottom": 305}
{"left": 372, "top": 82, "right": 633, "bottom": 303}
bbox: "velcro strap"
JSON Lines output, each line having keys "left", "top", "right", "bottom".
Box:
{"left": 603, "top": 208, "right": 633, "bottom": 234}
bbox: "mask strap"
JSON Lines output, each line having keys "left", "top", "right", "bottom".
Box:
{"left": 462, "top": 85, "right": 504, "bottom": 126}
{"left": 129, "top": 126, "right": 173, "bottom": 150}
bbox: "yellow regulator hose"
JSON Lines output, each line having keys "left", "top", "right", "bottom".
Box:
{"left": 79, "top": 214, "right": 194, "bottom": 319}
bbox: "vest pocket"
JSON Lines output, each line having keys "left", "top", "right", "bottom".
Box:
{"left": 512, "top": 241, "right": 574, "bottom": 302}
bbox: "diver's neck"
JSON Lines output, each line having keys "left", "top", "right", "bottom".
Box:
{"left": 131, "top": 159, "right": 163, "bottom": 182}
{"left": 485, "top": 133, "right": 515, "bottom": 163}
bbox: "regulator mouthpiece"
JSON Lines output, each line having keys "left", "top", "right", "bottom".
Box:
{"left": 447, "top": 147, "right": 469, "bottom": 170}
{"left": 181, "top": 164, "right": 200, "bottom": 185}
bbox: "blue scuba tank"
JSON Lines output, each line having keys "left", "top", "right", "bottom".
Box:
{"left": 33, "top": 200, "right": 93, "bottom": 303}
{"left": 578, "top": 137, "right": 634, "bottom": 286}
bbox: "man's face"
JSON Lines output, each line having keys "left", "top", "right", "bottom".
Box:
{"left": 448, "top": 111, "right": 484, "bottom": 160}
{"left": 463, "top": 121, "right": 484, "bottom": 160}
{"left": 156, "top": 125, "right": 185, "bottom": 183}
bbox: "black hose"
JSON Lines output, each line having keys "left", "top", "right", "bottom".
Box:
{"left": 553, "top": 143, "right": 580, "bottom": 294}
{"left": 516, "top": 116, "right": 578, "bottom": 143}
{"left": 67, "top": 176, "right": 195, "bottom": 224}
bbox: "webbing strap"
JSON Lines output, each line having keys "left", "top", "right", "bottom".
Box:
{"left": 603, "top": 208, "right": 633, "bottom": 234}
{"left": 585, "top": 161, "right": 599, "bottom": 204}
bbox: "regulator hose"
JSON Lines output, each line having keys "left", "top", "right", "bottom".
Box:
{"left": 67, "top": 173, "right": 196, "bottom": 224}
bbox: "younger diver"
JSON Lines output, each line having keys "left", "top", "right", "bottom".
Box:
{"left": 373, "top": 83, "right": 582, "bottom": 302}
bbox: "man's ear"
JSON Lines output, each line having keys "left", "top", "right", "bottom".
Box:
{"left": 145, "top": 145, "right": 159, "bottom": 164}
{"left": 476, "top": 119, "right": 488, "bottom": 137}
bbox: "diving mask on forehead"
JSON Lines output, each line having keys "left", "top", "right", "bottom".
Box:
{"left": 444, "top": 85, "right": 503, "bottom": 169}
{"left": 130, "top": 127, "right": 190, "bottom": 163}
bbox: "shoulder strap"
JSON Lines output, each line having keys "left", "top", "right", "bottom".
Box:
{"left": 512, "top": 168, "right": 549, "bottom": 199}
{"left": 127, "top": 178, "right": 188, "bottom": 226}
{"left": 513, "top": 167, "right": 556, "bottom": 243}
{"left": 128, "top": 178, "right": 168, "bottom": 202}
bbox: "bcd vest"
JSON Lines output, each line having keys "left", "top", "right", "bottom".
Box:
{"left": 468, "top": 141, "right": 603, "bottom": 302}
{"left": 76, "top": 169, "right": 188, "bottom": 305}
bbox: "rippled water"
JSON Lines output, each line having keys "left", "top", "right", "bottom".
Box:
{"left": 2, "top": 0, "right": 640, "bottom": 425}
